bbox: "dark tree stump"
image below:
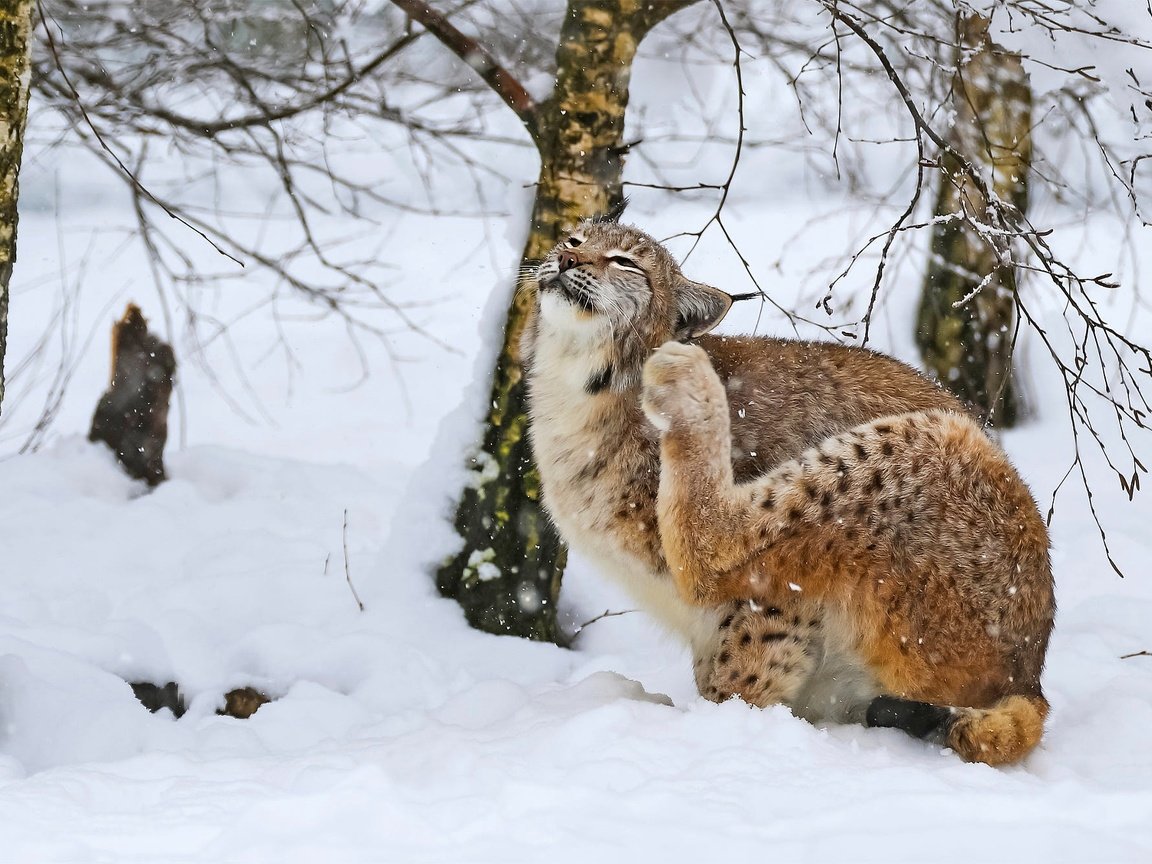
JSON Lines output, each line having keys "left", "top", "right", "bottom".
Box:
{"left": 218, "top": 687, "right": 271, "bottom": 719}
{"left": 130, "top": 681, "right": 185, "bottom": 717}
{"left": 129, "top": 681, "right": 273, "bottom": 719}
{"left": 89, "top": 304, "right": 176, "bottom": 486}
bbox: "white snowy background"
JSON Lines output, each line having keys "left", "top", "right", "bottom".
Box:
{"left": 1, "top": 3, "right": 1151, "bottom": 861}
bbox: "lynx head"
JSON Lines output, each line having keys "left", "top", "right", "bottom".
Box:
{"left": 523, "top": 215, "right": 732, "bottom": 393}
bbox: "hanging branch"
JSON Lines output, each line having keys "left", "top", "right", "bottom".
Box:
{"left": 389, "top": 0, "right": 540, "bottom": 139}
{"left": 811, "top": 0, "right": 1151, "bottom": 576}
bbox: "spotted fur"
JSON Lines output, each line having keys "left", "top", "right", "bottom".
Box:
{"left": 525, "top": 219, "right": 1055, "bottom": 765}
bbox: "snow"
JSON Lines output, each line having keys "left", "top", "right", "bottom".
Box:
{"left": 2, "top": 10, "right": 1152, "bottom": 862}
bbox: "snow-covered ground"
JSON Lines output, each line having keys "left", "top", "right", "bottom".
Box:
{"left": 3, "top": 16, "right": 1152, "bottom": 862}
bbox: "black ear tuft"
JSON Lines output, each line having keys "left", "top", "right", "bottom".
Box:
{"left": 674, "top": 279, "right": 733, "bottom": 340}
{"left": 593, "top": 196, "right": 629, "bottom": 224}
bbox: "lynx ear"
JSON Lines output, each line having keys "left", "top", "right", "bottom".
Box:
{"left": 674, "top": 279, "right": 733, "bottom": 340}
{"left": 592, "top": 196, "right": 629, "bottom": 224}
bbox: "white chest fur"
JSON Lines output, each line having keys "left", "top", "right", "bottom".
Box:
{"left": 528, "top": 310, "right": 721, "bottom": 653}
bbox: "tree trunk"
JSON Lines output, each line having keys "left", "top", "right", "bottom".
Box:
{"left": 0, "top": 0, "right": 34, "bottom": 411}
{"left": 915, "top": 14, "right": 1031, "bottom": 427}
{"left": 436, "top": 0, "right": 694, "bottom": 642}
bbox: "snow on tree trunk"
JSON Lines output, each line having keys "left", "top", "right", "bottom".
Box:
{"left": 436, "top": 0, "right": 694, "bottom": 643}
{"left": 915, "top": 14, "right": 1032, "bottom": 428}
{"left": 0, "top": 0, "right": 33, "bottom": 411}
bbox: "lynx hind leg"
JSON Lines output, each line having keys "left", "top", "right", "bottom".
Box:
{"left": 695, "top": 600, "right": 822, "bottom": 708}
{"left": 640, "top": 341, "right": 727, "bottom": 433}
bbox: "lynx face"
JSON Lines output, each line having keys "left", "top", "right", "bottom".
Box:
{"left": 525, "top": 220, "right": 732, "bottom": 391}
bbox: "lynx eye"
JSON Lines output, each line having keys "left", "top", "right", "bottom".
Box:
{"left": 609, "top": 255, "right": 640, "bottom": 270}
{"left": 567, "top": 237, "right": 583, "bottom": 247}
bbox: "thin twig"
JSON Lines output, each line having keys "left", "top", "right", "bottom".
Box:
{"left": 136, "top": 33, "right": 422, "bottom": 136}
{"left": 342, "top": 509, "right": 365, "bottom": 612}
{"left": 36, "top": 0, "right": 244, "bottom": 266}
{"left": 574, "top": 609, "right": 634, "bottom": 634}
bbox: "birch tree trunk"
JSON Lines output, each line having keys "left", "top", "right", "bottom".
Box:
{"left": 915, "top": 14, "right": 1032, "bottom": 427}
{"left": 433, "top": 0, "right": 696, "bottom": 642}
{"left": 0, "top": 0, "right": 34, "bottom": 411}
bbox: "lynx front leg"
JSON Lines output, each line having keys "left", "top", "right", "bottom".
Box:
{"left": 641, "top": 342, "right": 766, "bottom": 604}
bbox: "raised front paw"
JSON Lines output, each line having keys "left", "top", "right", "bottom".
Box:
{"left": 641, "top": 341, "right": 724, "bottom": 432}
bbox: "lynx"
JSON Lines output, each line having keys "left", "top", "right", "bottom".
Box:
{"left": 523, "top": 214, "right": 1055, "bottom": 766}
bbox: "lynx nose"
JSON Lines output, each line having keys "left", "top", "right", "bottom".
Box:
{"left": 557, "top": 249, "right": 581, "bottom": 272}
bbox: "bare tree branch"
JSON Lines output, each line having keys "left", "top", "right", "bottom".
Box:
{"left": 389, "top": 0, "right": 539, "bottom": 139}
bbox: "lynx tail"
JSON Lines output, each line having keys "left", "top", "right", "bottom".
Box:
{"left": 867, "top": 693, "right": 1047, "bottom": 766}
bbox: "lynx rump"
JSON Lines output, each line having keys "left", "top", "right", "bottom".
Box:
{"left": 524, "top": 215, "right": 1054, "bottom": 766}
